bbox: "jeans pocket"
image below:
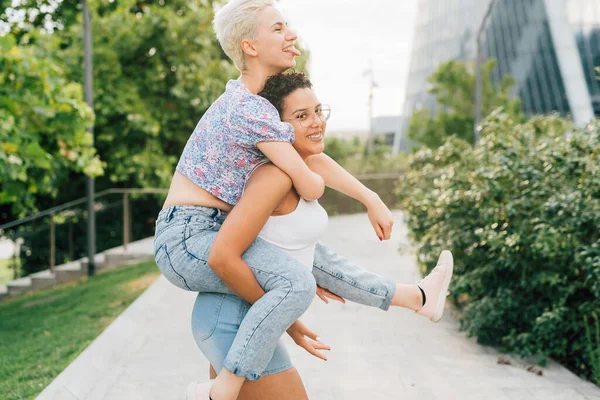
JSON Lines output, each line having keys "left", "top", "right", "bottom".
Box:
{"left": 191, "top": 293, "right": 226, "bottom": 342}
{"left": 155, "top": 244, "right": 191, "bottom": 291}
{"left": 183, "top": 220, "right": 217, "bottom": 263}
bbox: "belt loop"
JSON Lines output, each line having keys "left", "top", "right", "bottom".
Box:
{"left": 166, "top": 206, "right": 176, "bottom": 222}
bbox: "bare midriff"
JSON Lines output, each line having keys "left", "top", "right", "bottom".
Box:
{"left": 162, "top": 171, "right": 233, "bottom": 212}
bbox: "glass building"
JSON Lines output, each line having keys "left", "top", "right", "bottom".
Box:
{"left": 567, "top": 0, "right": 600, "bottom": 115}
{"left": 394, "top": 0, "right": 600, "bottom": 153}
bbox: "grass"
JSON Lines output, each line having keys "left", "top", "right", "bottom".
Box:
{"left": 585, "top": 312, "right": 600, "bottom": 386}
{"left": 0, "top": 260, "right": 160, "bottom": 400}
{"left": 0, "top": 258, "right": 19, "bottom": 284}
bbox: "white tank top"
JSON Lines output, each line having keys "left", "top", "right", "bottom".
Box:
{"left": 244, "top": 163, "right": 328, "bottom": 269}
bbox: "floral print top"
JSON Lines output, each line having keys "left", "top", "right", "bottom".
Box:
{"left": 176, "top": 80, "right": 295, "bottom": 205}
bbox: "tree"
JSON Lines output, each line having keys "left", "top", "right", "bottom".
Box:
{"left": 0, "top": 33, "right": 102, "bottom": 218}
{"left": 407, "top": 59, "right": 524, "bottom": 149}
{"left": 56, "top": 0, "right": 238, "bottom": 191}
{"left": 1, "top": 0, "right": 238, "bottom": 219}
{"left": 0, "top": 0, "right": 81, "bottom": 40}
{"left": 1, "top": 0, "right": 311, "bottom": 224}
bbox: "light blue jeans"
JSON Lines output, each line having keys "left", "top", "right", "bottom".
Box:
{"left": 154, "top": 205, "right": 395, "bottom": 380}
{"left": 192, "top": 293, "right": 294, "bottom": 378}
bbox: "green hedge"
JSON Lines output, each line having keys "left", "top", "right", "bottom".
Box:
{"left": 398, "top": 110, "right": 600, "bottom": 383}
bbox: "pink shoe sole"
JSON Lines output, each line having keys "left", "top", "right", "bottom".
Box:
{"left": 431, "top": 251, "right": 453, "bottom": 322}
{"left": 186, "top": 381, "right": 213, "bottom": 400}
{"left": 186, "top": 382, "right": 197, "bottom": 400}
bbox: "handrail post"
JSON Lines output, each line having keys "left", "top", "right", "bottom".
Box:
{"left": 50, "top": 214, "right": 55, "bottom": 272}
{"left": 123, "top": 193, "right": 130, "bottom": 251}
{"left": 68, "top": 220, "right": 74, "bottom": 262}
{"left": 12, "top": 240, "right": 18, "bottom": 280}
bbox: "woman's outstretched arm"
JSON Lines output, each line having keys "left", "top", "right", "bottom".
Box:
{"left": 207, "top": 163, "right": 292, "bottom": 304}
{"left": 305, "top": 153, "right": 394, "bottom": 240}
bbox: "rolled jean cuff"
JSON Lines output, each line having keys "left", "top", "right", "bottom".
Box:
{"left": 223, "top": 361, "right": 262, "bottom": 382}
{"left": 262, "top": 363, "right": 294, "bottom": 377}
{"left": 311, "top": 261, "right": 396, "bottom": 312}
{"left": 379, "top": 278, "right": 396, "bottom": 311}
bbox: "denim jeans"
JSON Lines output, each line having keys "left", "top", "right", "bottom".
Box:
{"left": 154, "top": 205, "right": 395, "bottom": 380}
{"left": 191, "top": 293, "right": 294, "bottom": 378}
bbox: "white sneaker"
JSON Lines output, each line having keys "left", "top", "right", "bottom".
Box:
{"left": 415, "top": 250, "right": 454, "bottom": 322}
{"left": 185, "top": 381, "right": 213, "bottom": 400}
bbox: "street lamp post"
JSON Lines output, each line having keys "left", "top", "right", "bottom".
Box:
{"left": 474, "top": 0, "right": 496, "bottom": 145}
{"left": 82, "top": 0, "right": 95, "bottom": 276}
{"left": 364, "top": 60, "right": 377, "bottom": 156}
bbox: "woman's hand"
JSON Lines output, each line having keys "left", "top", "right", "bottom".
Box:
{"left": 366, "top": 192, "right": 394, "bottom": 241}
{"left": 286, "top": 320, "right": 331, "bottom": 361}
{"left": 316, "top": 285, "right": 345, "bottom": 304}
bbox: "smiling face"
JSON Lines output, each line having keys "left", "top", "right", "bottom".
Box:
{"left": 248, "top": 6, "right": 301, "bottom": 73}
{"left": 281, "top": 88, "right": 326, "bottom": 159}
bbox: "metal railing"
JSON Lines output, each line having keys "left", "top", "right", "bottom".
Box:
{"left": 0, "top": 188, "right": 167, "bottom": 279}
{"left": 0, "top": 174, "right": 404, "bottom": 282}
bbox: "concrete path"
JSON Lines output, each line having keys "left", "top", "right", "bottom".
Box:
{"left": 37, "top": 212, "right": 600, "bottom": 400}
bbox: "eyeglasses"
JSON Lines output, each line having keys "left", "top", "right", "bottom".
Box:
{"left": 283, "top": 105, "right": 331, "bottom": 128}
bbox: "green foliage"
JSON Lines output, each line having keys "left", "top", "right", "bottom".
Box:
{"left": 0, "top": 258, "right": 19, "bottom": 284}
{"left": 1, "top": 1, "right": 236, "bottom": 221}
{"left": 407, "top": 59, "right": 524, "bottom": 148}
{"left": 0, "top": 0, "right": 81, "bottom": 40}
{"left": 0, "top": 260, "right": 159, "bottom": 399}
{"left": 294, "top": 45, "right": 310, "bottom": 75}
{"left": 399, "top": 111, "right": 600, "bottom": 381}
{"left": 0, "top": 33, "right": 102, "bottom": 216}
{"left": 2, "top": 0, "right": 314, "bottom": 276}
{"left": 323, "top": 136, "right": 408, "bottom": 175}
{"left": 323, "top": 136, "right": 363, "bottom": 164}
{"left": 58, "top": 0, "right": 237, "bottom": 190}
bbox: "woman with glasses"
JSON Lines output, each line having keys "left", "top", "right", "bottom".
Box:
{"left": 186, "top": 72, "right": 454, "bottom": 400}
{"left": 153, "top": 1, "right": 453, "bottom": 399}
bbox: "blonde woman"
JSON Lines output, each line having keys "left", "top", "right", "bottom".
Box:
{"left": 153, "top": 2, "right": 453, "bottom": 399}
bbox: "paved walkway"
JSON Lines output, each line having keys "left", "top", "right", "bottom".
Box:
{"left": 37, "top": 212, "right": 600, "bottom": 400}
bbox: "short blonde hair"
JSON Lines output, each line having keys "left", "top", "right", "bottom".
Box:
{"left": 213, "top": 0, "right": 276, "bottom": 71}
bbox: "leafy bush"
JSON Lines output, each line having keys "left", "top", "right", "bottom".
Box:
{"left": 398, "top": 110, "right": 600, "bottom": 381}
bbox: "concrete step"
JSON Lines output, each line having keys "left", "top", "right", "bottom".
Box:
{"left": 55, "top": 261, "right": 86, "bottom": 284}
{"left": 1, "top": 237, "right": 156, "bottom": 301}
{"left": 80, "top": 260, "right": 106, "bottom": 271}
{"left": 30, "top": 269, "right": 57, "bottom": 290}
{"left": 104, "top": 253, "right": 153, "bottom": 268}
{"left": 7, "top": 277, "right": 32, "bottom": 296}
{"left": 80, "top": 253, "right": 106, "bottom": 272}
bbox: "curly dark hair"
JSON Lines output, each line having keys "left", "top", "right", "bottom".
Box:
{"left": 258, "top": 71, "right": 313, "bottom": 117}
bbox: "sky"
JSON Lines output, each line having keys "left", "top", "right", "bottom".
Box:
{"left": 278, "top": 0, "right": 418, "bottom": 133}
